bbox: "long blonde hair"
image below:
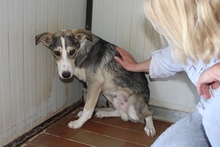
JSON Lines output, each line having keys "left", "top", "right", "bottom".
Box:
{"left": 144, "top": 0, "right": 220, "bottom": 64}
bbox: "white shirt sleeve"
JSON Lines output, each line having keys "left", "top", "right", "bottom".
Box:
{"left": 149, "top": 46, "right": 185, "bottom": 79}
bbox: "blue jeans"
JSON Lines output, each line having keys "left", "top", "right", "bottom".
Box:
{"left": 152, "top": 110, "right": 211, "bottom": 147}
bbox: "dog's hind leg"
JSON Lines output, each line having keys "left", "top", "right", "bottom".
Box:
{"left": 68, "top": 76, "right": 104, "bottom": 129}
{"left": 132, "top": 95, "right": 156, "bottom": 137}
{"left": 144, "top": 115, "right": 156, "bottom": 137}
{"left": 127, "top": 105, "right": 139, "bottom": 122}
{"left": 95, "top": 109, "right": 120, "bottom": 118}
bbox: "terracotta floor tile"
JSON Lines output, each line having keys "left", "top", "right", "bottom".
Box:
{"left": 163, "top": 122, "right": 173, "bottom": 128}
{"left": 72, "top": 130, "right": 125, "bottom": 147}
{"left": 105, "top": 126, "right": 156, "bottom": 146}
{"left": 25, "top": 133, "right": 90, "bottom": 147}
{"left": 55, "top": 115, "right": 78, "bottom": 126}
{"left": 46, "top": 123, "right": 80, "bottom": 138}
{"left": 154, "top": 125, "right": 168, "bottom": 137}
{"left": 19, "top": 144, "right": 39, "bottom": 147}
{"left": 134, "top": 123, "right": 146, "bottom": 133}
{"left": 93, "top": 117, "right": 139, "bottom": 130}
{"left": 81, "top": 120, "right": 110, "bottom": 134}
{"left": 153, "top": 120, "right": 165, "bottom": 126}
{"left": 123, "top": 142, "right": 148, "bottom": 147}
{"left": 154, "top": 120, "right": 172, "bottom": 127}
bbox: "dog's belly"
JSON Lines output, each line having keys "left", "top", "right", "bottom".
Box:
{"left": 103, "top": 91, "right": 129, "bottom": 113}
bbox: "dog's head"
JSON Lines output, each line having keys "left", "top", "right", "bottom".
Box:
{"left": 35, "top": 29, "right": 92, "bottom": 79}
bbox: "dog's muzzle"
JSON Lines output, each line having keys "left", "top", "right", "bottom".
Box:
{"left": 62, "top": 71, "right": 71, "bottom": 78}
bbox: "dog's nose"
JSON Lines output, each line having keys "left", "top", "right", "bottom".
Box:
{"left": 62, "top": 71, "right": 71, "bottom": 78}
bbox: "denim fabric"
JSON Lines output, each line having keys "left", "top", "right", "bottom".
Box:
{"left": 152, "top": 111, "right": 211, "bottom": 147}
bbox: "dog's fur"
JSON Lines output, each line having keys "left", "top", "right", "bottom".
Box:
{"left": 35, "top": 29, "right": 156, "bottom": 137}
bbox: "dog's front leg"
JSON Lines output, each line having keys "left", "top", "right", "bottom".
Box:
{"left": 68, "top": 79, "right": 103, "bottom": 129}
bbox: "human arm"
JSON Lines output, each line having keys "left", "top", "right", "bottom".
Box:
{"left": 115, "top": 46, "right": 184, "bottom": 78}
{"left": 114, "top": 47, "right": 151, "bottom": 73}
{"left": 197, "top": 63, "right": 220, "bottom": 99}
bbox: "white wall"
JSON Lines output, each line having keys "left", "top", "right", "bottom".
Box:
{"left": 92, "top": 0, "right": 200, "bottom": 119}
{"left": 0, "top": 0, "right": 86, "bottom": 146}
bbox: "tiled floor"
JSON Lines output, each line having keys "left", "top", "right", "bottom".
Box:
{"left": 20, "top": 108, "right": 172, "bottom": 147}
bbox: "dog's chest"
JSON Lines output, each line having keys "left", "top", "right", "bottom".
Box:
{"left": 73, "top": 67, "right": 86, "bottom": 82}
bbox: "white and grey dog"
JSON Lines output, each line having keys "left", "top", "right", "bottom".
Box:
{"left": 35, "top": 29, "right": 156, "bottom": 137}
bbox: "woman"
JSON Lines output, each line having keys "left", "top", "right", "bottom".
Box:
{"left": 115, "top": 0, "right": 220, "bottom": 146}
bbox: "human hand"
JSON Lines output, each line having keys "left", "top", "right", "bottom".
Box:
{"left": 115, "top": 47, "right": 137, "bottom": 71}
{"left": 197, "top": 64, "right": 220, "bottom": 99}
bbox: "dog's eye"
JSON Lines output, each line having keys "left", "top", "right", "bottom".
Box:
{"left": 54, "top": 51, "right": 60, "bottom": 56}
{"left": 69, "top": 50, "right": 75, "bottom": 55}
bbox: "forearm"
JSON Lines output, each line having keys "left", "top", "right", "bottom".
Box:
{"left": 210, "top": 63, "right": 220, "bottom": 80}
{"left": 132, "top": 58, "right": 151, "bottom": 73}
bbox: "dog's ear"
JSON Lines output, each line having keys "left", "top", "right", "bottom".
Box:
{"left": 74, "top": 33, "right": 93, "bottom": 43}
{"left": 35, "top": 32, "right": 54, "bottom": 47}
{"left": 73, "top": 29, "right": 93, "bottom": 43}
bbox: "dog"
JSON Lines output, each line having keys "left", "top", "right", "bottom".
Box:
{"left": 35, "top": 29, "right": 156, "bottom": 137}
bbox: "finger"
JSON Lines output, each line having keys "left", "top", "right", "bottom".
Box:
{"left": 197, "top": 81, "right": 207, "bottom": 96}
{"left": 116, "top": 47, "right": 126, "bottom": 55}
{"left": 116, "top": 47, "right": 126, "bottom": 59}
{"left": 115, "top": 56, "right": 125, "bottom": 67}
{"left": 116, "top": 47, "right": 130, "bottom": 56}
{"left": 197, "top": 88, "right": 202, "bottom": 96}
{"left": 115, "top": 47, "right": 122, "bottom": 53}
{"left": 211, "top": 82, "right": 220, "bottom": 89}
{"left": 197, "top": 83, "right": 203, "bottom": 96}
{"left": 202, "top": 85, "right": 211, "bottom": 99}
{"left": 116, "top": 48, "right": 135, "bottom": 63}
{"left": 204, "top": 93, "right": 211, "bottom": 99}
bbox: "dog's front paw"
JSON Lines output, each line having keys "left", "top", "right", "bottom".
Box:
{"left": 144, "top": 126, "right": 156, "bottom": 137}
{"left": 68, "top": 120, "right": 83, "bottom": 129}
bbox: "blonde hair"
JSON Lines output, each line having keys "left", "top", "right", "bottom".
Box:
{"left": 144, "top": 0, "right": 220, "bottom": 64}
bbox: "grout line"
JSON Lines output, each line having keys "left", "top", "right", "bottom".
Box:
{"left": 90, "top": 119, "right": 146, "bottom": 134}
{"left": 94, "top": 130, "right": 148, "bottom": 147}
